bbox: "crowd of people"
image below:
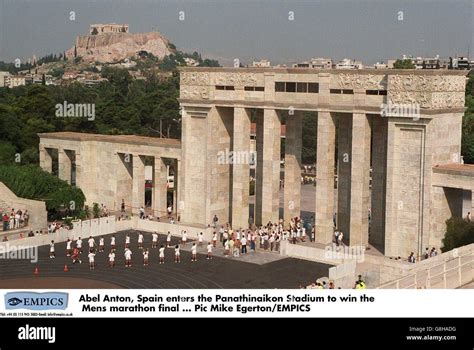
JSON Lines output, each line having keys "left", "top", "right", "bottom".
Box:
{"left": 301, "top": 280, "right": 336, "bottom": 289}
{"left": 407, "top": 247, "right": 439, "bottom": 263}
{"left": 1, "top": 208, "right": 29, "bottom": 231}
{"left": 209, "top": 216, "right": 315, "bottom": 257}
{"left": 300, "top": 275, "right": 366, "bottom": 289}
{"left": 46, "top": 231, "right": 215, "bottom": 269}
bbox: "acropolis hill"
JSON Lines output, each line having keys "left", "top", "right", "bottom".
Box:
{"left": 65, "top": 24, "right": 172, "bottom": 63}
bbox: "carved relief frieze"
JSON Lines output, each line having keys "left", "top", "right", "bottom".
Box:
{"left": 180, "top": 72, "right": 211, "bottom": 86}
{"left": 180, "top": 85, "right": 210, "bottom": 100}
{"left": 335, "top": 73, "right": 387, "bottom": 90}
{"left": 214, "top": 72, "right": 258, "bottom": 86}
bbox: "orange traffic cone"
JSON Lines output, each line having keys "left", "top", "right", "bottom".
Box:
{"left": 63, "top": 264, "right": 69, "bottom": 272}
{"left": 34, "top": 267, "right": 39, "bottom": 276}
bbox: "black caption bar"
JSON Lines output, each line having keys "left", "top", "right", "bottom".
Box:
{"left": 0, "top": 318, "right": 471, "bottom": 349}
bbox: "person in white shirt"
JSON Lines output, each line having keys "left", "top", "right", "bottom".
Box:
{"left": 125, "top": 234, "right": 131, "bottom": 248}
{"left": 124, "top": 248, "right": 132, "bottom": 267}
{"left": 212, "top": 232, "right": 217, "bottom": 247}
{"left": 88, "top": 250, "right": 96, "bottom": 270}
{"left": 337, "top": 231, "right": 344, "bottom": 248}
{"left": 174, "top": 245, "right": 180, "bottom": 263}
{"left": 191, "top": 243, "right": 197, "bottom": 262}
{"left": 223, "top": 231, "right": 229, "bottom": 247}
{"left": 152, "top": 232, "right": 158, "bottom": 248}
{"left": 219, "top": 226, "right": 224, "bottom": 242}
{"left": 49, "top": 240, "right": 55, "bottom": 259}
{"left": 198, "top": 232, "right": 204, "bottom": 246}
{"left": 66, "top": 238, "right": 72, "bottom": 257}
{"left": 159, "top": 245, "right": 165, "bottom": 264}
{"left": 166, "top": 232, "right": 171, "bottom": 247}
{"left": 241, "top": 236, "right": 247, "bottom": 254}
{"left": 269, "top": 234, "right": 275, "bottom": 251}
{"left": 76, "top": 237, "right": 83, "bottom": 254}
{"left": 263, "top": 233, "right": 269, "bottom": 250}
{"left": 181, "top": 231, "right": 187, "bottom": 246}
{"left": 88, "top": 236, "right": 96, "bottom": 251}
{"left": 224, "top": 239, "right": 230, "bottom": 256}
{"left": 110, "top": 235, "right": 116, "bottom": 249}
{"left": 206, "top": 242, "right": 213, "bottom": 260}
{"left": 108, "top": 250, "right": 115, "bottom": 268}
{"left": 138, "top": 232, "right": 144, "bottom": 249}
{"left": 143, "top": 248, "right": 149, "bottom": 266}
{"left": 99, "top": 237, "right": 105, "bottom": 252}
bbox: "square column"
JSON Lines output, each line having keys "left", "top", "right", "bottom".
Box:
{"left": 174, "top": 159, "right": 181, "bottom": 217}
{"left": 284, "top": 111, "right": 303, "bottom": 223}
{"left": 255, "top": 108, "right": 281, "bottom": 225}
{"left": 471, "top": 191, "right": 474, "bottom": 219}
{"left": 39, "top": 144, "right": 53, "bottom": 173}
{"left": 116, "top": 153, "right": 133, "bottom": 211}
{"left": 348, "top": 112, "right": 371, "bottom": 247}
{"left": 232, "top": 107, "right": 251, "bottom": 229}
{"left": 315, "top": 111, "right": 336, "bottom": 244}
{"left": 370, "top": 116, "right": 388, "bottom": 251}
{"left": 132, "top": 154, "right": 145, "bottom": 215}
{"left": 153, "top": 156, "right": 168, "bottom": 218}
{"left": 337, "top": 114, "right": 351, "bottom": 237}
{"left": 180, "top": 105, "right": 232, "bottom": 226}
{"left": 58, "top": 148, "right": 72, "bottom": 184}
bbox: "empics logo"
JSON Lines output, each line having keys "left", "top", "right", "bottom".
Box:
{"left": 5, "top": 292, "right": 68, "bottom": 310}
{"left": 18, "top": 324, "right": 56, "bottom": 343}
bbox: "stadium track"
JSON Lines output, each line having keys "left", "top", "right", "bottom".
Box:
{"left": 0, "top": 230, "right": 331, "bottom": 289}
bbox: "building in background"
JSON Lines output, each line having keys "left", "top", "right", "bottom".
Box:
{"left": 335, "top": 58, "right": 364, "bottom": 69}
{"left": 90, "top": 23, "right": 129, "bottom": 34}
{"left": 293, "top": 58, "right": 332, "bottom": 69}
{"left": 0, "top": 71, "right": 11, "bottom": 87}
{"left": 249, "top": 59, "right": 271, "bottom": 68}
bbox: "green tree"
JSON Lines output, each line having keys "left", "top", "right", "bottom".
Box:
{"left": 462, "top": 72, "right": 474, "bottom": 163}
{"left": 92, "top": 202, "right": 101, "bottom": 218}
{"left": 0, "top": 164, "right": 85, "bottom": 217}
{"left": 0, "top": 141, "right": 16, "bottom": 165}
{"left": 393, "top": 59, "right": 415, "bottom": 69}
{"left": 442, "top": 217, "right": 474, "bottom": 252}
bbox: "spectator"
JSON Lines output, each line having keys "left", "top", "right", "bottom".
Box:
{"left": 2, "top": 213, "right": 8, "bottom": 231}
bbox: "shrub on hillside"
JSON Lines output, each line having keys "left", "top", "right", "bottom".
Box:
{"left": 0, "top": 164, "right": 85, "bottom": 216}
{"left": 441, "top": 217, "right": 474, "bottom": 252}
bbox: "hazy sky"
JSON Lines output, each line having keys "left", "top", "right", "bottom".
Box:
{"left": 0, "top": 0, "right": 472, "bottom": 66}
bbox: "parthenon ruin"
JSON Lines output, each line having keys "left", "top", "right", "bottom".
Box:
{"left": 39, "top": 67, "right": 473, "bottom": 259}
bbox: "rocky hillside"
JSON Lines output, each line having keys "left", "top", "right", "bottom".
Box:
{"left": 66, "top": 31, "right": 173, "bottom": 63}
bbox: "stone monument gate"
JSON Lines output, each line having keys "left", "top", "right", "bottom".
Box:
{"left": 178, "top": 67, "right": 470, "bottom": 258}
